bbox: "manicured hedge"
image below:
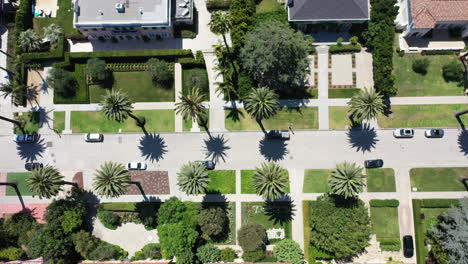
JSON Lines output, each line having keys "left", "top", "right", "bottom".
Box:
{"left": 206, "top": 0, "right": 232, "bottom": 9}
{"left": 420, "top": 199, "right": 460, "bottom": 208}
{"left": 412, "top": 200, "right": 426, "bottom": 264}
{"left": 369, "top": 199, "right": 400, "bottom": 207}
{"left": 421, "top": 50, "right": 461, "bottom": 56}
{"left": 21, "top": 36, "right": 65, "bottom": 61}
{"left": 179, "top": 50, "right": 205, "bottom": 67}
{"left": 14, "top": 0, "right": 33, "bottom": 53}
{"left": 69, "top": 49, "right": 193, "bottom": 61}
{"left": 378, "top": 238, "right": 401, "bottom": 251}
{"left": 329, "top": 44, "right": 361, "bottom": 54}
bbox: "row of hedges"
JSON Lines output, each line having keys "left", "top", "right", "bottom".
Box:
{"left": 412, "top": 199, "right": 427, "bottom": 264}
{"left": 421, "top": 50, "right": 461, "bottom": 56}
{"left": 206, "top": 0, "right": 232, "bottom": 9}
{"left": 178, "top": 50, "right": 205, "bottom": 67}
{"left": 14, "top": 0, "right": 33, "bottom": 53}
{"left": 329, "top": 44, "right": 361, "bottom": 54}
{"left": 378, "top": 238, "right": 401, "bottom": 251}
{"left": 369, "top": 199, "right": 399, "bottom": 207}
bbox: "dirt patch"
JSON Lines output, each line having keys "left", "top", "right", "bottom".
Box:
{"left": 126, "top": 171, "right": 170, "bottom": 195}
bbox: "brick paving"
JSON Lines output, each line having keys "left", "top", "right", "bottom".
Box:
{"left": 0, "top": 203, "right": 48, "bottom": 223}
{"left": 126, "top": 171, "right": 170, "bottom": 195}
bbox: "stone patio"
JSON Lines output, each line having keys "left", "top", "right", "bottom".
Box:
{"left": 126, "top": 171, "right": 170, "bottom": 195}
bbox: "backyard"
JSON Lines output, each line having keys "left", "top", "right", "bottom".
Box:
{"left": 6, "top": 172, "right": 32, "bottom": 196}
{"left": 410, "top": 167, "right": 467, "bottom": 192}
{"left": 366, "top": 168, "right": 396, "bottom": 192}
{"left": 207, "top": 170, "right": 236, "bottom": 194}
{"left": 241, "top": 170, "right": 290, "bottom": 194}
{"left": 303, "top": 169, "right": 331, "bottom": 193}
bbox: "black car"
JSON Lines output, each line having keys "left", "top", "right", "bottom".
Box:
{"left": 403, "top": 235, "right": 414, "bottom": 258}
{"left": 425, "top": 129, "right": 444, "bottom": 138}
{"left": 266, "top": 130, "right": 290, "bottom": 140}
{"left": 25, "top": 162, "right": 43, "bottom": 171}
{"left": 364, "top": 159, "right": 384, "bottom": 169}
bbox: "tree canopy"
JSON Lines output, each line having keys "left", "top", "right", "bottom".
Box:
{"left": 273, "top": 239, "right": 304, "bottom": 264}
{"left": 237, "top": 223, "right": 267, "bottom": 252}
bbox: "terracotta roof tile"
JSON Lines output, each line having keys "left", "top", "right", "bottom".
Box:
{"left": 410, "top": 0, "right": 468, "bottom": 28}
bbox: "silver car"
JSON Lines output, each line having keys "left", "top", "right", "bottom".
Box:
{"left": 393, "top": 128, "right": 414, "bottom": 138}
{"left": 425, "top": 129, "right": 444, "bottom": 138}
{"left": 84, "top": 133, "right": 103, "bottom": 142}
{"left": 128, "top": 162, "right": 147, "bottom": 170}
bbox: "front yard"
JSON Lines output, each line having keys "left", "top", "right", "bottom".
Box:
{"left": 207, "top": 170, "right": 236, "bottom": 194}
{"left": 329, "top": 106, "right": 351, "bottom": 130}
{"left": 6, "top": 172, "right": 32, "bottom": 196}
{"left": 410, "top": 167, "right": 467, "bottom": 192}
{"left": 303, "top": 169, "right": 331, "bottom": 193}
{"left": 366, "top": 168, "right": 396, "bottom": 192}
{"left": 241, "top": 170, "right": 290, "bottom": 194}
{"left": 53, "top": 111, "right": 65, "bottom": 132}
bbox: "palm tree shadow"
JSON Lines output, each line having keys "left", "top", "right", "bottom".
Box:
{"left": 138, "top": 133, "right": 168, "bottom": 162}
{"left": 203, "top": 134, "right": 231, "bottom": 163}
{"left": 347, "top": 123, "right": 379, "bottom": 153}
{"left": 458, "top": 130, "right": 468, "bottom": 156}
{"left": 16, "top": 136, "right": 46, "bottom": 162}
{"left": 258, "top": 137, "right": 289, "bottom": 161}
{"left": 130, "top": 181, "right": 148, "bottom": 201}
{"left": 226, "top": 108, "right": 244, "bottom": 122}
{"left": 264, "top": 199, "right": 296, "bottom": 225}
{"left": 0, "top": 183, "right": 26, "bottom": 210}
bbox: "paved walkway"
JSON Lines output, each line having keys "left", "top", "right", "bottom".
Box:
{"left": 204, "top": 51, "right": 226, "bottom": 132}
{"left": 316, "top": 46, "right": 330, "bottom": 130}
{"left": 174, "top": 63, "right": 183, "bottom": 132}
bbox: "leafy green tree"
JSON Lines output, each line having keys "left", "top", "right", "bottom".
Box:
{"left": 198, "top": 206, "right": 228, "bottom": 238}
{"left": 86, "top": 58, "right": 108, "bottom": 82}
{"left": 229, "top": 0, "right": 255, "bottom": 51}
{"left": 273, "top": 239, "right": 304, "bottom": 264}
{"left": 99, "top": 90, "right": 145, "bottom": 126}
{"left": 0, "top": 247, "right": 27, "bottom": 261}
{"left": 309, "top": 195, "right": 371, "bottom": 258}
{"left": 220, "top": 248, "right": 237, "bottom": 262}
{"left": 27, "top": 226, "right": 77, "bottom": 264}
{"left": 27, "top": 166, "right": 64, "bottom": 199}
{"left": 72, "top": 230, "right": 100, "bottom": 260}
{"left": 19, "top": 29, "right": 41, "bottom": 52}
{"left": 146, "top": 58, "right": 173, "bottom": 84}
{"left": 329, "top": 162, "right": 365, "bottom": 199}
{"left": 237, "top": 223, "right": 266, "bottom": 252}
{"left": 442, "top": 60, "right": 464, "bottom": 83}
{"left": 242, "top": 250, "right": 265, "bottom": 262}
{"left": 244, "top": 87, "right": 279, "bottom": 131}
{"left": 253, "top": 162, "right": 288, "bottom": 200}
{"left": 177, "top": 161, "right": 210, "bottom": 195}
{"left": 209, "top": 11, "right": 232, "bottom": 51}
{"left": 175, "top": 88, "right": 208, "bottom": 130}
{"left": 43, "top": 24, "right": 62, "bottom": 44}
{"left": 158, "top": 222, "right": 199, "bottom": 257}
{"left": 92, "top": 161, "right": 130, "bottom": 198}
{"left": 1, "top": 212, "right": 40, "bottom": 248}
{"left": 240, "top": 21, "right": 310, "bottom": 91}
{"left": 412, "top": 58, "right": 430, "bottom": 75}
{"left": 47, "top": 67, "right": 77, "bottom": 97}
{"left": 347, "top": 88, "right": 385, "bottom": 122}
{"left": 158, "top": 197, "right": 188, "bottom": 225}
{"left": 197, "top": 244, "right": 221, "bottom": 263}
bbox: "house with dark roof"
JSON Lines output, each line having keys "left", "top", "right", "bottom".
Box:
{"left": 287, "top": 0, "right": 370, "bottom": 24}
{"left": 401, "top": 0, "right": 468, "bottom": 38}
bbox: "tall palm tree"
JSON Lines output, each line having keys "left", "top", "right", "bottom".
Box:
{"left": 209, "top": 11, "right": 232, "bottom": 52}
{"left": 93, "top": 161, "right": 130, "bottom": 198}
{"left": 244, "top": 87, "right": 279, "bottom": 132}
{"left": 253, "top": 162, "right": 288, "bottom": 200}
{"left": 214, "top": 43, "right": 237, "bottom": 101}
{"left": 328, "top": 162, "right": 365, "bottom": 199}
{"left": 43, "top": 24, "right": 62, "bottom": 45}
{"left": 19, "top": 29, "right": 41, "bottom": 52}
{"left": 177, "top": 161, "right": 210, "bottom": 195}
{"left": 175, "top": 88, "right": 208, "bottom": 130}
{"left": 26, "top": 166, "right": 76, "bottom": 199}
{"left": 347, "top": 88, "right": 385, "bottom": 122}
{"left": 99, "top": 90, "right": 145, "bottom": 127}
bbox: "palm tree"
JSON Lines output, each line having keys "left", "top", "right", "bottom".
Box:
{"left": 175, "top": 88, "right": 208, "bottom": 131}
{"left": 244, "top": 87, "right": 279, "bottom": 132}
{"left": 328, "top": 162, "right": 365, "bottom": 199}
{"left": 177, "top": 161, "right": 210, "bottom": 195}
{"left": 214, "top": 44, "right": 237, "bottom": 101}
{"left": 347, "top": 88, "right": 385, "bottom": 122}
{"left": 19, "top": 29, "right": 41, "bottom": 52}
{"left": 208, "top": 11, "right": 232, "bottom": 52}
{"left": 253, "top": 162, "right": 288, "bottom": 200}
{"left": 43, "top": 24, "right": 62, "bottom": 45}
{"left": 93, "top": 161, "right": 130, "bottom": 198}
{"left": 27, "top": 166, "right": 76, "bottom": 199}
{"left": 99, "top": 90, "right": 145, "bottom": 127}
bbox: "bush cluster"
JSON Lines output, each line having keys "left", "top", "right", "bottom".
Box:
{"left": 97, "top": 209, "right": 121, "bottom": 230}
{"left": 442, "top": 60, "right": 464, "bottom": 83}
{"left": 412, "top": 58, "right": 430, "bottom": 75}
{"left": 421, "top": 50, "right": 460, "bottom": 55}
{"left": 196, "top": 244, "right": 221, "bottom": 263}
{"left": 229, "top": 0, "right": 256, "bottom": 52}
{"left": 220, "top": 248, "right": 237, "bottom": 262}
{"left": 14, "top": 0, "right": 33, "bottom": 53}
{"left": 242, "top": 250, "right": 265, "bottom": 262}
{"left": 377, "top": 238, "right": 401, "bottom": 251}
{"left": 329, "top": 44, "right": 362, "bottom": 54}
{"left": 0, "top": 247, "right": 27, "bottom": 261}
{"left": 369, "top": 199, "right": 400, "bottom": 207}
{"left": 206, "top": 0, "right": 232, "bottom": 9}
{"left": 179, "top": 51, "right": 206, "bottom": 67}
{"left": 132, "top": 243, "right": 162, "bottom": 261}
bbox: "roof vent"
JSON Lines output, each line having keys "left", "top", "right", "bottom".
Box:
{"left": 139, "top": 7, "right": 143, "bottom": 15}
{"left": 115, "top": 3, "right": 125, "bottom": 13}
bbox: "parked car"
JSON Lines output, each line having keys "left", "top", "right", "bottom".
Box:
{"left": 403, "top": 235, "right": 414, "bottom": 258}
{"left": 425, "top": 129, "right": 444, "bottom": 138}
{"left": 266, "top": 130, "right": 290, "bottom": 140}
{"left": 393, "top": 128, "right": 414, "bottom": 138}
{"left": 195, "top": 160, "right": 215, "bottom": 170}
{"left": 13, "top": 134, "right": 38, "bottom": 143}
{"left": 127, "top": 162, "right": 147, "bottom": 170}
{"left": 364, "top": 159, "right": 384, "bottom": 169}
{"left": 25, "top": 162, "right": 43, "bottom": 171}
{"left": 84, "top": 133, "right": 104, "bottom": 142}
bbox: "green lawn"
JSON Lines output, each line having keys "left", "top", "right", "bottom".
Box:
{"left": 207, "top": 170, "right": 236, "bottom": 194}
{"left": 328, "top": 88, "right": 360, "bottom": 98}
{"left": 54, "top": 64, "right": 90, "bottom": 104}
{"left": 241, "top": 202, "right": 292, "bottom": 243}
{"left": 241, "top": 170, "right": 290, "bottom": 194}
{"left": 370, "top": 206, "right": 400, "bottom": 239}
{"left": 182, "top": 68, "right": 209, "bottom": 99}
{"left": 6, "top": 173, "right": 32, "bottom": 196}
{"left": 366, "top": 168, "right": 396, "bottom": 192}
{"left": 256, "top": 0, "right": 283, "bottom": 13}
{"left": 70, "top": 110, "right": 175, "bottom": 133}
{"left": 53, "top": 111, "right": 66, "bottom": 132}
{"left": 329, "top": 106, "right": 351, "bottom": 130}
{"left": 394, "top": 54, "right": 464, "bottom": 96}
{"left": 303, "top": 169, "right": 331, "bottom": 193}
{"left": 14, "top": 112, "right": 40, "bottom": 134}
{"left": 378, "top": 104, "right": 468, "bottom": 128}
{"left": 226, "top": 107, "right": 318, "bottom": 131}
{"left": 410, "top": 167, "right": 467, "bottom": 192}
{"left": 182, "top": 110, "right": 209, "bottom": 132}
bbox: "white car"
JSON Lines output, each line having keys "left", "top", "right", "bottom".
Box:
{"left": 84, "top": 133, "right": 103, "bottom": 142}
{"left": 393, "top": 128, "right": 414, "bottom": 138}
{"left": 128, "top": 162, "right": 147, "bottom": 170}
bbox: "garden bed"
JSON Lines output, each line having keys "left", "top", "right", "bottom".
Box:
{"left": 6, "top": 172, "right": 32, "bottom": 196}
{"left": 241, "top": 170, "right": 290, "bottom": 194}
{"left": 366, "top": 168, "right": 396, "bottom": 192}
{"left": 207, "top": 170, "right": 236, "bottom": 194}
{"left": 410, "top": 167, "right": 467, "bottom": 192}
{"left": 303, "top": 169, "right": 331, "bottom": 193}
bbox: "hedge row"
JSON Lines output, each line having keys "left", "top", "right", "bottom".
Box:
{"left": 69, "top": 49, "right": 193, "bottom": 60}
{"left": 420, "top": 199, "right": 460, "bottom": 208}
{"left": 178, "top": 50, "right": 205, "bottom": 67}
{"left": 21, "top": 36, "right": 66, "bottom": 61}
{"left": 14, "top": 0, "right": 33, "bottom": 53}
{"left": 329, "top": 44, "right": 361, "bottom": 54}
{"left": 412, "top": 200, "right": 426, "bottom": 264}
{"left": 369, "top": 199, "right": 400, "bottom": 207}
{"left": 206, "top": 0, "right": 232, "bottom": 9}
{"left": 421, "top": 50, "right": 461, "bottom": 56}
{"left": 378, "top": 238, "right": 401, "bottom": 251}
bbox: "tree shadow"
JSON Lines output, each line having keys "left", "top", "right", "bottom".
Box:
{"left": 74, "top": 189, "right": 101, "bottom": 232}
{"left": 264, "top": 199, "right": 296, "bottom": 225}
{"left": 458, "top": 130, "right": 468, "bottom": 156}
{"left": 203, "top": 134, "right": 230, "bottom": 163}
{"left": 130, "top": 181, "right": 148, "bottom": 201}
{"left": 258, "top": 137, "right": 289, "bottom": 161}
{"left": 347, "top": 123, "right": 379, "bottom": 153}
{"left": 0, "top": 183, "right": 26, "bottom": 210}
{"left": 138, "top": 133, "right": 168, "bottom": 162}
{"left": 134, "top": 197, "right": 162, "bottom": 230}
{"left": 226, "top": 107, "right": 244, "bottom": 122}
{"left": 16, "top": 135, "right": 46, "bottom": 162}
{"left": 454, "top": 110, "right": 468, "bottom": 130}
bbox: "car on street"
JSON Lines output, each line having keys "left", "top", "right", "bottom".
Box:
{"left": 393, "top": 128, "right": 414, "bottom": 138}
{"left": 13, "top": 134, "right": 38, "bottom": 143}
{"left": 127, "top": 162, "right": 147, "bottom": 170}
{"left": 425, "top": 129, "right": 444, "bottom": 138}
{"left": 25, "top": 162, "right": 43, "bottom": 171}
{"left": 195, "top": 160, "right": 215, "bottom": 170}
{"left": 364, "top": 159, "right": 384, "bottom": 169}
{"left": 266, "top": 130, "right": 290, "bottom": 140}
{"left": 403, "top": 235, "right": 414, "bottom": 258}
{"left": 84, "top": 133, "right": 104, "bottom": 142}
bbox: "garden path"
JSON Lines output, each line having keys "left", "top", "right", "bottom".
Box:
{"left": 203, "top": 51, "right": 226, "bottom": 132}
{"left": 175, "top": 63, "right": 183, "bottom": 132}
{"left": 316, "top": 46, "right": 330, "bottom": 130}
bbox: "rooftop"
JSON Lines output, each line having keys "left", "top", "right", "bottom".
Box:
{"left": 410, "top": 0, "right": 468, "bottom": 29}
{"left": 73, "top": 0, "right": 171, "bottom": 27}
{"left": 288, "top": 0, "right": 369, "bottom": 21}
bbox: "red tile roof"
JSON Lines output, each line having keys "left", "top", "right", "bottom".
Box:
{"left": 410, "top": 0, "right": 468, "bottom": 28}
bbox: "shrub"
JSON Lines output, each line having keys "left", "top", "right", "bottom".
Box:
{"left": 197, "top": 244, "right": 221, "bottom": 263}
{"left": 97, "top": 209, "right": 121, "bottom": 230}
{"left": 177, "top": 249, "right": 195, "bottom": 264}
{"left": 14, "top": 0, "right": 33, "bottom": 53}
{"left": 70, "top": 49, "right": 193, "bottom": 61}
{"left": 88, "top": 242, "right": 120, "bottom": 261}
{"left": 329, "top": 44, "right": 362, "bottom": 54}
{"left": 86, "top": 58, "right": 108, "bottom": 82}
{"left": 146, "top": 58, "right": 173, "bottom": 83}
{"left": 157, "top": 197, "right": 188, "bottom": 225}
{"left": 273, "top": 239, "right": 304, "bottom": 264}
{"left": 47, "top": 67, "right": 77, "bottom": 97}
{"left": 220, "top": 248, "right": 237, "bottom": 262}
{"left": 142, "top": 243, "right": 162, "bottom": 259}
{"left": 0, "top": 247, "right": 27, "bottom": 261}
{"left": 253, "top": 9, "right": 288, "bottom": 27}
{"left": 206, "top": 0, "right": 232, "bottom": 9}
{"left": 72, "top": 230, "right": 101, "bottom": 260}
{"left": 337, "top": 37, "right": 344, "bottom": 45}
{"left": 62, "top": 209, "right": 84, "bottom": 233}
{"left": 199, "top": 206, "right": 228, "bottom": 238}
{"left": 1, "top": 212, "right": 40, "bottom": 247}
{"left": 237, "top": 223, "right": 267, "bottom": 252}
{"left": 378, "top": 238, "right": 401, "bottom": 251}
{"left": 442, "top": 60, "right": 464, "bottom": 82}
{"left": 421, "top": 50, "right": 460, "bottom": 55}
{"left": 132, "top": 250, "right": 147, "bottom": 261}
{"left": 421, "top": 199, "right": 460, "bottom": 208}
{"left": 350, "top": 36, "right": 359, "bottom": 45}
{"left": 369, "top": 199, "right": 400, "bottom": 207}
{"left": 412, "top": 58, "right": 430, "bottom": 75}
{"left": 230, "top": 0, "right": 256, "bottom": 51}
{"left": 309, "top": 246, "right": 332, "bottom": 260}
{"left": 242, "top": 250, "right": 265, "bottom": 262}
